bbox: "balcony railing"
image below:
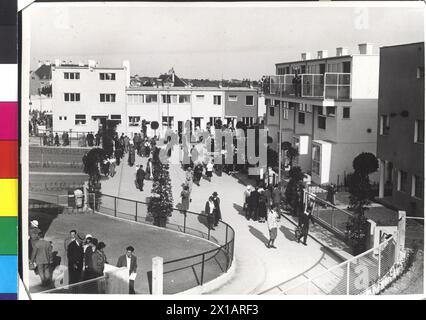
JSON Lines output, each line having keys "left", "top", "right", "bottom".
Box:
{"left": 266, "top": 73, "right": 351, "bottom": 100}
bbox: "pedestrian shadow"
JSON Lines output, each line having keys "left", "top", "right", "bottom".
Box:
{"left": 232, "top": 203, "right": 246, "bottom": 218}
{"left": 279, "top": 225, "right": 297, "bottom": 242}
{"left": 197, "top": 211, "right": 209, "bottom": 229}
{"left": 248, "top": 225, "right": 268, "bottom": 245}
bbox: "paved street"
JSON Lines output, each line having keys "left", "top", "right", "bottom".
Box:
{"left": 101, "top": 146, "right": 343, "bottom": 294}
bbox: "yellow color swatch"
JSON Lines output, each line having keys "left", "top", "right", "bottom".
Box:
{"left": 0, "top": 179, "right": 18, "bottom": 216}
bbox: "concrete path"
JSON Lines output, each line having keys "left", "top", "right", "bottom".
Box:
{"left": 101, "top": 147, "right": 343, "bottom": 294}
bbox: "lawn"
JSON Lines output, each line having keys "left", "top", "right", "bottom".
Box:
{"left": 29, "top": 207, "right": 220, "bottom": 294}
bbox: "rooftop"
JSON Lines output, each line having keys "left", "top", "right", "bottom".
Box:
{"left": 126, "top": 86, "right": 258, "bottom": 92}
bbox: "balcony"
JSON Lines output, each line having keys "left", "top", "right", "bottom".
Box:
{"left": 266, "top": 73, "right": 351, "bottom": 100}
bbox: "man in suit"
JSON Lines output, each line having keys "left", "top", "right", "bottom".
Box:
{"left": 116, "top": 246, "right": 138, "bottom": 294}
{"left": 30, "top": 232, "right": 53, "bottom": 287}
{"left": 212, "top": 192, "right": 222, "bottom": 227}
{"left": 67, "top": 232, "right": 84, "bottom": 285}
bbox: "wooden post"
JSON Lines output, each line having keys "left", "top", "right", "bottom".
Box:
{"left": 152, "top": 257, "right": 163, "bottom": 295}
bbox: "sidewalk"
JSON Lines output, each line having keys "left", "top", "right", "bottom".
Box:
{"left": 101, "top": 149, "right": 344, "bottom": 294}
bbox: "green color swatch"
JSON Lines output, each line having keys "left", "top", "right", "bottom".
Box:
{"left": 0, "top": 217, "right": 17, "bottom": 255}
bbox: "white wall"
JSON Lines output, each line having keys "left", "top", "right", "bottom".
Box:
{"left": 351, "top": 55, "right": 380, "bottom": 99}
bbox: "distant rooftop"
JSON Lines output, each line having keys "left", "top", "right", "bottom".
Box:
{"left": 126, "top": 86, "right": 258, "bottom": 92}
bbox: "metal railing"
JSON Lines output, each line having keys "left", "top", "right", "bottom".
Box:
{"left": 262, "top": 235, "right": 397, "bottom": 295}
{"left": 31, "top": 128, "right": 100, "bottom": 148}
{"left": 29, "top": 191, "right": 235, "bottom": 294}
{"left": 97, "top": 193, "right": 235, "bottom": 294}
{"left": 266, "top": 72, "right": 351, "bottom": 100}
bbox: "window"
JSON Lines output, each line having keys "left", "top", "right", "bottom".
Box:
{"left": 229, "top": 95, "right": 238, "bottom": 102}
{"left": 59, "top": 116, "right": 62, "bottom": 120}
{"left": 99, "top": 73, "right": 116, "bottom": 80}
{"left": 274, "top": 100, "right": 281, "bottom": 107}
{"left": 380, "top": 115, "right": 390, "bottom": 135}
{"left": 145, "top": 94, "right": 157, "bottom": 103}
{"left": 213, "top": 95, "right": 222, "bottom": 105}
{"left": 75, "top": 114, "right": 86, "bottom": 125}
{"left": 179, "top": 95, "right": 191, "bottom": 103}
{"left": 298, "top": 103, "right": 312, "bottom": 113}
{"left": 414, "top": 119, "right": 424, "bottom": 143}
{"left": 343, "top": 107, "right": 351, "bottom": 119}
{"left": 162, "top": 116, "right": 174, "bottom": 127}
{"left": 269, "top": 106, "right": 275, "bottom": 117}
{"left": 398, "top": 170, "right": 409, "bottom": 193}
{"left": 64, "top": 72, "right": 80, "bottom": 80}
{"left": 412, "top": 175, "right": 423, "bottom": 199}
{"left": 64, "top": 116, "right": 67, "bottom": 120}
{"left": 129, "top": 116, "right": 141, "bottom": 126}
{"left": 242, "top": 117, "right": 254, "bottom": 126}
{"left": 110, "top": 114, "right": 122, "bottom": 124}
{"left": 161, "top": 94, "right": 177, "bottom": 104}
{"left": 265, "top": 98, "right": 271, "bottom": 106}
{"left": 317, "top": 106, "right": 323, "bottom": 115}
{"left": 298, "top": 112, "right": 305, "bottom": 124}
{"left": 127, "top": 94, "right": 144, "bottom": 104}
{"left": 326, "top": 107, "right": 336, "bottom": 117}
{"left": 209, "top": 117, "right": 221, "bottom": 126}
{"left": 64, "top": 93, "right": 80, "bottom": 102}
{"left": 246, "top": 96, "right": 254, "bottom": 106}
{"left": 196, "top": 95, "right": 205, "bottom": 101}
{"left": 100, "top": 93, "right": 116, "bottom": 103}
{"left": 312, "top": 144, "right": 321, "bottom": 175}
{"left": 318, "top": 116, "right": 326, "bottom": 129}
{"left": 417, "top": 67, "right": 425, "bottom": 79}
{"left": 282, "top": 107, "right": 289, "bottom": 120}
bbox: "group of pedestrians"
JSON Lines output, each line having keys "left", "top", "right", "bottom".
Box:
{"left": 243, "top": 184, "right": 282, "bottom": 223}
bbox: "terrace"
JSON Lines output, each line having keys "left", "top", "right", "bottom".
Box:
{"left": 267, "top": 73, "right": 351, "bottom": 100}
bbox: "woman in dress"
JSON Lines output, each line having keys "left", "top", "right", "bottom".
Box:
{"left": 266, "top": 204, "right": 280, "bottom": 248}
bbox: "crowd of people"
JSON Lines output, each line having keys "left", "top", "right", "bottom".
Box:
{"left": 29, "top": 222, "right": 138, "bottom": 294}
{"left": 29, "top": 110, "right": 51, "bottom": 136}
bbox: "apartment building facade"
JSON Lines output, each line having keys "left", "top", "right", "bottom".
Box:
{"left": 50, "top": 60, "right": 259, "bottom": 137}
{"left": 265, "top": 44, "right": 380, "bottom": 185}
{"left": 376, "top": 42, "right": 424, "bottom": 217}
{"left": 51, "top": 59, "right": 129, "bottom": 133}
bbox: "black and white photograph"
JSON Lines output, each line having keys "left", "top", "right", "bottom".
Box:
{"left": 20, "top": 1, "right": 424, "bottom": 298}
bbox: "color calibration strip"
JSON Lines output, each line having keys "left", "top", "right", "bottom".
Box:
{"left": 0, "top": 0, "right": 18, "bottom": 300}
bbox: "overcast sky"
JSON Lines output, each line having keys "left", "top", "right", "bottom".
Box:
{"left": 28, "top": 2, "right": 424, "bottom": 80}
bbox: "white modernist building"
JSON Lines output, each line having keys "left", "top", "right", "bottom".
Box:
{"left": 51, "top": 60, "right": 259, "bottom": 137}
{"left": 265, "top": 43, "right": 380, "bottom": 185}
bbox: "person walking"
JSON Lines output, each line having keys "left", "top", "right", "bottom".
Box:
{"left": 54, "top": 133, "right": 60, "bottom": 146}
{"left": 145, "top": 158, "right": 153, "bottom": 180}
{"left": 206, "top": 160, "right": 214, "bottom": 182}
{"left": 30, "top": 232, "right": 53, "bottom": 287}
{"left": 248, "top": 186, "right": 259, "bottom": 221}
{"left": 83, "top": 236, "right": 95, "bottom": 281}
{"left": 212, "top": 192, "right": 222, "bottom": 227}
{"left": 266, "top": 204, "right": 280, "bottom": 249}
{"left": 128, "top": 142, "right": 135, "bottom": 166}
{"left": 243, "top": 185, "right": 252, "bottom": 220}
{"left": 258, "top": 187, "right": 267, "bottom": 223}
{"left": 136, "top": 165, "right": 145, "bottom": 191}
{"left": 67, "top": 232, "right": 84, "bottom": 286}
{"left": 272, "top": 184, "right": 282, "bottom": 215}
{"left": 87, "top": 132, "right": 94, "bottom": 147}
{"left": 92, "top": 242, "right": 107, "bottom": 293}
{"left": 180, "top": 185, "right": 191, "bottom": 214}
{"left": 95, "top": 130, "right": 101, "bottom": 146}
{"left": 297, "top": 197, "right": 315, "bottom": 245}
{"left": 116, "top": 246, "right": 138, "bottom": 294}
{"left": 205, "top": 196, "right": 216, "bottom": 230}
{"left": 29, "top": 220, "right": 41, "bottom": 259}
{"left": 124, "top": 135, "right": 130, "bottom": 153}
{"left": 109, "top": 158, "right": 116, "bottom": 177}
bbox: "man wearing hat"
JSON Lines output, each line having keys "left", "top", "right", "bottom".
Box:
{"left": 29, "top": 220, "right": 41, "bottom": 259}
{"left": 212, "top": 192, "right": 222, "bottom": 227}
{"left": 67, "top": 231, "right": 84, "bottom": 286}
{"left": 243, "top": 186, "right": 252, "bottom": 220}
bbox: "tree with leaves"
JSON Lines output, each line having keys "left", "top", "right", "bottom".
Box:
{"left": 346, "top": 152, "right": 379, "bottom": 254}
{"left": 148, "top": 147, "right": 174, "bottom": 227}
{"left": 281, "top": 141, "right": 299, "bottom": 168}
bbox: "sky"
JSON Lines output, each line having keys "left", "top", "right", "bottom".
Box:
{"left": 28, "top": 2, "right": 424, "bottom": 80}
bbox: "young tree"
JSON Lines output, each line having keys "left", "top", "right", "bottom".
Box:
{"left": 346, "top": 152, "right": 379, "bottom": 254}
{"left": 148, "top": 147, "right": 174, "bottom": 227}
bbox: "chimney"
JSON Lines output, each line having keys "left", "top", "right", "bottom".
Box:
{"left": 336, "top": 47, "right": 349, "bottom": 56}
{"left": 317, "top": 50, "right": 328, "bottom": 59}
{"left": 78, "top": 61, "right": 84, "bottom": 67}
{"left": 54, "top": 59, "right": 61, "bottom": 66}
{"left": 88, "top": 60, "right": 97, "bottom": 68}
{"left": 358, "top": 43, "right": 373, "bottom": 55}
{"left": 37, "top": 60, "right": 42, "bottom": 68}
{"left": 44, "top": 60, "right": 51, "bottom": 66}
{"left": 301, "top": 52, "right": 311, "bottom": 61}
{"left": 122, "top": 60, "right": 130, "bottom": 87}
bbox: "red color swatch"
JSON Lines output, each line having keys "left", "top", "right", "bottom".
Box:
{"left": 0, "top": 141, "right": 17, "bottom": 178}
